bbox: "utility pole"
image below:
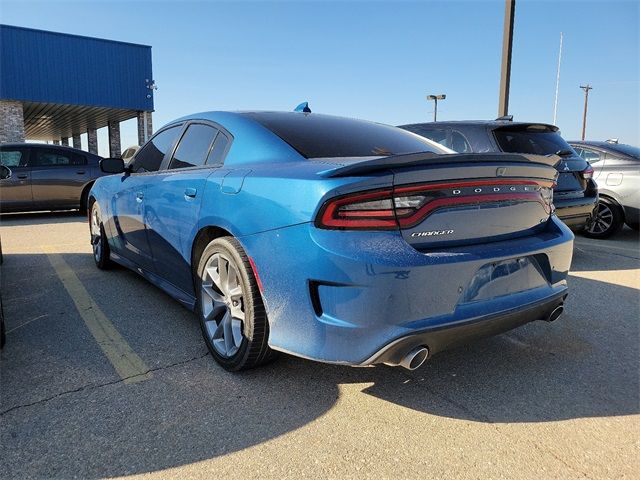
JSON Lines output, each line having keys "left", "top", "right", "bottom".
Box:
{"left": 427, "top": 94, "right": 446, "bottom": 121}
{"left": 498, "top": 0, "right": 516, "bottom": 117}
{"left": 552, "top": 32, "right": 563, "bottom": 125}
{"left": 580, "top": 84, "right": 592, "bottom": 140}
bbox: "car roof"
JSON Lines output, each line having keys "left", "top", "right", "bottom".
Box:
{"left": 0, "top": 142, "right": 100, "bottom": 156}
{"left": 399, "top": 120, "right": 559, "bottom": 131}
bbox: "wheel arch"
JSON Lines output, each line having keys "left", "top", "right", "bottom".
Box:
{"left": 191, "top": 225, "right": 235, "bottom": 275}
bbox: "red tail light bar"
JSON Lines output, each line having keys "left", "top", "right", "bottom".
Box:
{"left": 316, "top": 179, "right": 555, "bottom": 230}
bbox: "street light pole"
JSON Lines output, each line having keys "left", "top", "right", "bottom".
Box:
{"left": 498, "top": 0, "right": 516, "bottom": 117}
{"left": 580, "top": 84, "right": 592, "bottom": 141}
{"left": 427, "top": 94, "right": 446, "bottom": 122}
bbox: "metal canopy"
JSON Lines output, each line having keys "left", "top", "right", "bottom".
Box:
{"left": 23, "top": 102, "right": 138, "bottom": 140}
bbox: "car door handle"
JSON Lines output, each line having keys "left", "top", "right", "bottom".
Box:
{"left": 184, "top": 187, "right": 197, "bottom": 198}
{"left": 136, "top": 191, "right": 144, "bottom": 202}
{"left": 17, "top": 174, "right": 28, "bottom": 179}
{"left": 76, "top": 170, "right": 86, "bottom": 175}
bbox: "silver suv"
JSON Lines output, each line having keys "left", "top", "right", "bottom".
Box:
{"left": 569, "top": 141, "right": 639, "bottom": 238}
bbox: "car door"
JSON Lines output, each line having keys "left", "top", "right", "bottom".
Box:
{"left": 144, "top": 122, "right": 230, "bottom": 294}
{"left": 110, "top": 124, "right": 183, "bottom": 272}
{"left": 0, "top": 146, "right": 32, "bottom": 211}
{"left": 29, "top": 147, "right": 90, "bottom": 208}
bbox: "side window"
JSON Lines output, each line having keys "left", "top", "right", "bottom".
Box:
{"left": 131, "top": 125, "right": 182, "bottom": 173}
{"left": 206, "top": 132, "right": 230, "bottom": 165}
{"left": 450, "top": 130, "right": 472, "bottom": 153}
{"left": 31, "top": 149, "right": 86, "bottom": 167}
{"left": 0, "top": 149, "right": 27, "bottom": 167}
{"left": 577, "top": 147, "right": 602, "bottom": 163}
{"left": 169, "top": 124, "right": 218, "bottom": 170}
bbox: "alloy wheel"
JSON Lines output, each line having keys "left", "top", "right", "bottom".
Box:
{"left": 200, "top": 253, "right": 246, "bottom": 358}
{"left": 587, "top": 202, "right": 614, "bottom": 235}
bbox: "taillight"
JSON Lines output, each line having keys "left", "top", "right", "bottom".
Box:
{"left": 317, "top": 189, "right": 397, "bottom": 229}
{"left": 316, "top": 179, "right": 555, "bottom": 230}
{"left": 581, "top": 165, "right": 594, "bottom": 179}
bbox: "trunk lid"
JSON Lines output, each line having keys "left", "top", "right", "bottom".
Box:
{"left": 317, "top": 152, "right": 558, "bottom": 250}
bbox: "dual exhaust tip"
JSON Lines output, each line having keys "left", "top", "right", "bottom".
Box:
{"left": 388, "top": 303, "right": 565, "bottom": 371}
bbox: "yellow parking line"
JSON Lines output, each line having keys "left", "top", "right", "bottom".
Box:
{"left": 43, "top": 246, "right": 152, "bottom": 384}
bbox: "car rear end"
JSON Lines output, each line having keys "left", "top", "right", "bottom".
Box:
{"left": 492, "top": 123, "right": 598, "bottom": 230}
{"left": 238, "top": 113, "right": 574, "bottom": 368}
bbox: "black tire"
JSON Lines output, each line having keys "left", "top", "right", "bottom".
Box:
{"left": 583, "top": 199, "right": 624, "bottom": 239}
{"left": 195, "top": 236, "right": 273, "bottom": 371}
{"left": 89, "top": 202, "right": 112, "bottom": 269}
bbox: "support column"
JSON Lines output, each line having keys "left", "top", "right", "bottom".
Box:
{"left": 108, "top": 121, "right": 121, "bottom": 158}
{"left": 61, "top": 137, "right": 69, "bottom": 146}
{"left": 136, "top": 111, "right": 154, "bottom": 146}
{"left": 72, "top": 134, "right": 82, "bottom": 150}
{"left": 0, "top": 100, "right": 25, "bottom": 143}
{"left": 145, "top": 111, "right": 153, "bottom": 140}
{"left": 53, "top": 140, "right": 60, "bottom": 145}
{"left": 137, "top": 111, "right": 145, "bottom": 146}
{"left": 87, "top": 128, "right": 98, "bottom": 154}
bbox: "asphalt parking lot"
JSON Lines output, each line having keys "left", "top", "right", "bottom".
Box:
{"left": 0, "top": 212, "right": 638, "bottom": 479}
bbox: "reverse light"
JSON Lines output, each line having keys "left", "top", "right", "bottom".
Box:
{"left": 316, "top": 179, "right": 555, "bottom": 230}
{"left": 581, "top": 165, "right": 594, "bottom": 180}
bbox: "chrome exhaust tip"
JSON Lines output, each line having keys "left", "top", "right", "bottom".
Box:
{"left": 546, "top": 305, "right": 564, "bottom": 322}
{"left": 398, "top": 346, "right": 429, "bottom": 371}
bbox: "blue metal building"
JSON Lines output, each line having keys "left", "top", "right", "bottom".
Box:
{"left": 0, "top": 24, "right": 155, "bottom": 156}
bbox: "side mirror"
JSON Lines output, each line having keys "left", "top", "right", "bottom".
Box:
{"left": 100, "top": 157, "right": 126, "bottom": 174}
{"left": 0, "top": 164, "right": 12, "bottom": 180}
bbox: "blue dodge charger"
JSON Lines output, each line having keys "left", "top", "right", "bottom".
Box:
{"left": 89, "top": 110, "right": 574, "bottom": 371}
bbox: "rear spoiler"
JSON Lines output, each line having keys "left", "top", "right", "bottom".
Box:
{"left": 321, "top": 152, "right": 561, "bottom": 178}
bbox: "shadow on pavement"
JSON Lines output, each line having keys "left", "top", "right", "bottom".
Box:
{"left": 0, "top": 210, "right": 85, "bottom": 226}
{"left": 0, "top": 250, "right": 638, "bottom": 478}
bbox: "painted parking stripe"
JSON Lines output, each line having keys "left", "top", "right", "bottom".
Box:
{"left": 43, "top": 246, "right": 152, "bottom": 384}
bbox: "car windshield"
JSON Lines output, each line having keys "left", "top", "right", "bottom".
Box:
{"left": 494, "top": 127, "right": 574, "bottom": 156}
{"left": 607, "top": 143, "right": 640, "bottom": 159}
{"left": 243, "top": 112, "right": 444, "bottom": 158}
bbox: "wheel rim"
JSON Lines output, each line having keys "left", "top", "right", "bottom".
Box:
{"left": 90, "top": 206, "right": 102, "bottom": 262}
{"left": 587, "top": 203, "right": 613, "bottom": 234}
{"left": 201, "top": 253, "right": 246, "bottom": 358}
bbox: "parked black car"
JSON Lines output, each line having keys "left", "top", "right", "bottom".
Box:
{"left": 0, "top": 143, "right": 105, "bottom": 213}
{"left": 400, "top": 120, "right": 598, "bottom": 230}
{"left": 569, "top": 140, "right": 639, "bottom": 237}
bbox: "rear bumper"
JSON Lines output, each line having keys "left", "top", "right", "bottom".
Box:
{"left": 241, "top": 216, "right": 574, "bottom": 366}
{"left": 555, "top": 194, "right": 598, "bottom": 229}
{"left": 361, "top": 290, "right": 566, "bottom": 366}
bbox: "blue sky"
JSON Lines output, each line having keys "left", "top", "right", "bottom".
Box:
{"left": 1, "top": 0, "right": 638, "bottom": 155}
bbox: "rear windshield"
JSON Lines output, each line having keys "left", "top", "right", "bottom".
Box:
{"left": 494, "top": 127, "right": 574, "bottom": 156}
{"left": 243, "top": 112, "right": 443, "bottom": 158}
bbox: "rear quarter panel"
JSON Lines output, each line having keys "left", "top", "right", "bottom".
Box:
{"left": 197, "top": 162, "right": 395, "bottom": 238}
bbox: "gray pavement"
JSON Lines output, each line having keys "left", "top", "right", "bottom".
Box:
{"left": 0, "top": 212, "right": 638, "bottom": 479}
